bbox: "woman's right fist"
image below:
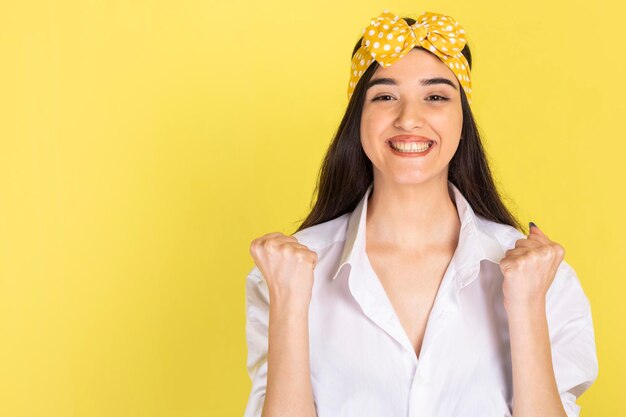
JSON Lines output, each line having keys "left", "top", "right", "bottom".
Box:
{"left": 249, "top": 232, "right": 318, "bottom": 304}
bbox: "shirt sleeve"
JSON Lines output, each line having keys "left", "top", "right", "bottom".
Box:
{"left": 545, "top": 259, "right": 599, "bottom": 417}
{"left": 243, "top": 266, "right": 270, "bottom": 417}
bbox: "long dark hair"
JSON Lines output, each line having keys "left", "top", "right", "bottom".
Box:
{"left": 293, "top": 16, "right": 525, "bottom": 235}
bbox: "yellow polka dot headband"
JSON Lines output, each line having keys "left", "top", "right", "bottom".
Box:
{"left": 348, "top": 10, "right": 472, "bottom": 105}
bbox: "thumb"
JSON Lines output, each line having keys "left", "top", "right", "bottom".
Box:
{"left": 528, "top": 221, "right": 545, "bottom": 237}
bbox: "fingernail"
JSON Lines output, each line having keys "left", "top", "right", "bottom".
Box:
{"left": 529, "top": 221, "right": 537, "bottom": 229}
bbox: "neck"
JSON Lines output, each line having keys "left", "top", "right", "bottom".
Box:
{"left": 366, "top": 173, "right": 461, "bottom": 252}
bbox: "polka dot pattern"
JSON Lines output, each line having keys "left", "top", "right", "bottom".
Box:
{"left": 348, "top": 10, "right": 473, "bottom": 105}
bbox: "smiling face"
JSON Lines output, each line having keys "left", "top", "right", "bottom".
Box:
{"left": 360, "top": 47, "right": 464, "bottom": 185}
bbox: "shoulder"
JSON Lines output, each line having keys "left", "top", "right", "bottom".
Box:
{"left": 291, "top": 212, "right": 351, "bottom": 251}
{"left": 475, "top": 214, "right": 525, "bottom": 250}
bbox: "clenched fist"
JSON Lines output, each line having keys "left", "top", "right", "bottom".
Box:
{"left": 500, "top": 222, "right": 565, "bottom": 312}
{"left": 249, "top": 232, "right": 318, "bottom": 305}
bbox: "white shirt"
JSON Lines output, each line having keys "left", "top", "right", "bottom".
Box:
{"left": 243, "top": 180, "right": 598, "bottom": 417}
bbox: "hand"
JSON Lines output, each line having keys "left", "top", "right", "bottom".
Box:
{"left": 249, "top": 232, "right": 318, "bottom": 305}
{"left": 500, "top": 223, "right": 565, "bottom": 312}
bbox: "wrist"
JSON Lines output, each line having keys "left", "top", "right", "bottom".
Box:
{"left": 269, "top": 288, "right": 311, "bottom": 313}
{"left": 504, "top": 296, "right": 546, "bottom": 317}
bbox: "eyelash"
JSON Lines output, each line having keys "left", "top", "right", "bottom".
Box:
{"left": 371, "top": 94, "right": 449, "bottom": 102}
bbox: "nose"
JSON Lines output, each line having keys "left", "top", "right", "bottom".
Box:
{"left": 393, "top": 99, "right": 425, "bottom": 131}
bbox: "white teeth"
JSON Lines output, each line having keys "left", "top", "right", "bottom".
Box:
{"left": 390, "top": 141, "right": 432, "bottom": 152}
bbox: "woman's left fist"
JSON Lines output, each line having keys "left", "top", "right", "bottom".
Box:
{"left": 500, "top": 222, "right": 565, "bottom": 312}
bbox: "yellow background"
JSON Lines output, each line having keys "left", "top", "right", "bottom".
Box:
{"left": 0, "top": 0, "right": 623, "bottom": 416}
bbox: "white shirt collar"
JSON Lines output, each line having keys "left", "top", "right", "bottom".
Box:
{"left": 330, "top": 180, "right": 506, "bottom": 287}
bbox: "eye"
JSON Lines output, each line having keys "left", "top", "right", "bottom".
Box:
{"left": 371, "top": 94, "right": 395, "bottom": 102}
{"left": 371, "top": 94, "right": 449, "bottom": 102}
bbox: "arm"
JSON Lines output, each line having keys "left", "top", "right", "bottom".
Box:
{"left": 507, "top": 260, "right": 598, "bottom": 417}
{"left": 262, "top": 289, "right": 317, "bottom": 417}
{"left": 508, "top": 299, "right": 567, "bottom": 417}
{"left": 243, "top": 270, "right": 317, "bottom": 417}
{"left": 501, "top": 225, "right": 598, "bottom": 417}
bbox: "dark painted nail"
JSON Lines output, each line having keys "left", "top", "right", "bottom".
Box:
{"left": 529, "top": 221, "right": 537, "bottom": 229}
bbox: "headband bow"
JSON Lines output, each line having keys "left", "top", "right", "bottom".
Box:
{"left": 348, "top": 10, "right": 472, "bottom": 105}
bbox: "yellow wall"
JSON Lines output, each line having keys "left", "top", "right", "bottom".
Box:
{"left": 0, "top": 0, "right": 623, "bottom": 415}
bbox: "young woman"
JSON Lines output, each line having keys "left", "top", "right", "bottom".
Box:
{"left": 244, "top": 10, "right": 598, "bottom": 417}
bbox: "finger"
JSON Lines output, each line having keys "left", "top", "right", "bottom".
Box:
{"left": 289, "top": 244, "right": 318, "bottom": 264}
{"left": 259, "top": 232, "right": 286, "bottom": 241}
{"left": 528, "top": 222, "right": 549, "bottom": 241}
{"left": 261, "top": 233, "right": 299, "bottom": 245}
{"left": 503, "top": 247, "right": 528, "bottom": 258}
{"left": 499, "top": 252, "right": 524, "bottom": 268}
{"left": 284, "top": 242, "right": 311, "bottom": 251}
{"left": 273, "top": 234, "right": 299, "bottom": 243}
{"left": 251, "top": 234, "right": 294, "bottom": 254}
{"left": 251, "top": 233, "right": 280, "bottom": 246}
{"left": 514, "top": 238, "right": 542, "bottom": 249}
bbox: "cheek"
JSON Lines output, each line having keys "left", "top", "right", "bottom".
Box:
{"left": 359, "top": 111, "right": 383, "bottom": 144}
{"left": 433, "top": 108, "right": 463, "bottom": 143}
{"left": 359, "top": 115, "right": 385, "bottom": 160}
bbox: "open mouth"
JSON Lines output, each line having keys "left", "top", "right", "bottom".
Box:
{"left": 388, "top": 140, "right": 434, "bottom": 153}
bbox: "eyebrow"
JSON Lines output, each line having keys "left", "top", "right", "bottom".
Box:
{"left": 366, "top": 77, "right": 458, "bottom": 91}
